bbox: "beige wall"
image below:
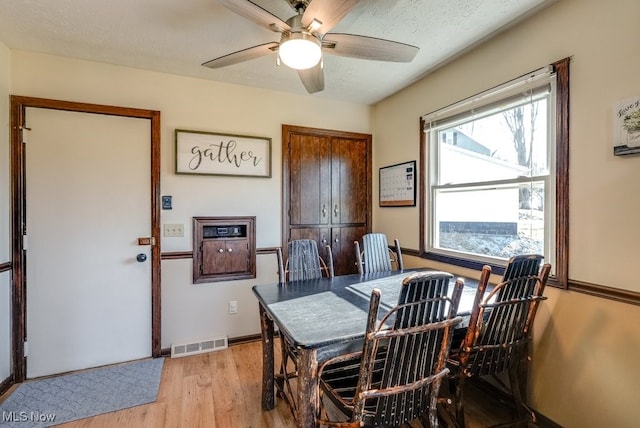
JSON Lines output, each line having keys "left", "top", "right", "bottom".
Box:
{"left": 0, "top": 41, "right": 11, "bottom": 382}
{"left": 373, "top": 0, "right": 640, "bottom": 426}
{"left": 0, "top": 42, "right": 9, "bottom": 261}
{"left": 9, "top": 50, "right": 372, "bottom": 349}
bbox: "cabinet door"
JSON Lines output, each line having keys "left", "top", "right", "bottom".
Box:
{"left": 225, "top": 239, "right": 249, "bottom": 273}
{"left": 331, "top": 137, "right": 369, "bottom": 224}
{"left": 201, "top": 240, "right": 227, "bottom": 275}
{"left": 331, "top": 226, "right": 367, "bottom": 275}
{"left": 289, "top": 133, "right": 331, "bottom": 225}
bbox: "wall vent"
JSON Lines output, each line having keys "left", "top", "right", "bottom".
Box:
{"left": 171, "top": 336, "right": 228, "bottom": 358}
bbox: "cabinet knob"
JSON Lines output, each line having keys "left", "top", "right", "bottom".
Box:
{"left": 227, "top": 248, "right": 233, "bottom": 253}
{"left": 218, "top": 248, "right": 224, "bottom": 253}
{"left": 322, "top": 204, "right": 327, "bottom": 217}
{"left": 334, "top": 237, "right": 340, "bottom": 243}
{"left": 334, "top": 204, "right": 339, "bottom": 216}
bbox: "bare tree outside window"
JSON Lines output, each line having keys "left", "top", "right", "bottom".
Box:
{"left": 503, "top": 102, "right": 539, "bottom": 209}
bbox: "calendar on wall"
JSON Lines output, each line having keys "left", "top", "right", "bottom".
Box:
{"left": 379, "top": 160, "right": 416, "bottom": 207}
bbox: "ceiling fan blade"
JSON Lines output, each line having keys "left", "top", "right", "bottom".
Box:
{"left": 323, "top": 33, "right": 419, "bottom": 62}
{"left": 297, "top": 63, "right": 325, "bottom": 94}
{"left": 202, "top": 42, "right": 279, "bottom": 69}
{"left": 217, "top": 0, "right": 290, "bottom": 32}
{"left": 302, "top": 0, "right": 360, "bottom": 36}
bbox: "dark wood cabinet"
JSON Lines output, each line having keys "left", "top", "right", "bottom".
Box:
{"left": 193, "top": 216, "right": 255, "bottom": 283}
{"left": 283, "top": 125, "right": 371, "bottom": 276}
{"left": 201, "top": 239, "right": 249, "bottom": 275}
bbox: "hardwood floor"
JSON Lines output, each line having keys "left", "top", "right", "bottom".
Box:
{"left": 2, "top": 340, "right": 544, "bottom": 427}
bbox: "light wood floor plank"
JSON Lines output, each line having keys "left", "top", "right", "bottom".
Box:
{"left": 210, "top": 345, "right": 247, "bottom": 427}
{"left": 155, "top": 355, "right": 183, "bottom": 428}
{"left": 231, "top": 341, "right": 296, "bottom": 427}
{"left": 180, "top": 372, "right": 216, "bottom": 427}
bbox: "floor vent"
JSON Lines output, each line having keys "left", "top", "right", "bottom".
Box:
{"left": 171, "top": 336, "right": 228, "bottom": 358}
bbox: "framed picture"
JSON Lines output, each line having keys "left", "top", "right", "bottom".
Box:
{"left": 613, "top": 96, "right": 640, "bottom": 156}
{"left": 175, "top": 129, "right": 272, "bottom": 177}
{"left": 379, "top": 160, "right": 416, "bottom": 207}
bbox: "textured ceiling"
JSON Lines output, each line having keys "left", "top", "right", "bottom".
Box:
{"left": 0, "top": 0, "right": 553, "bottom": 105}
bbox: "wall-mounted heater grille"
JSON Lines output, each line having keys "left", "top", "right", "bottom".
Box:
{"left": 171, "top": 336, "right": 228, "bottom": 358}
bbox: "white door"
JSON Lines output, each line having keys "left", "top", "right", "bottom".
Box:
{"left": 25, "top": 107, "right": 151, "bottom": 378}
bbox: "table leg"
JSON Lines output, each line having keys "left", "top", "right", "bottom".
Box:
{"left": 259, "top": 303, "right": 275, "bottom": 410}
{"left": 296, "top": 347, "right": 319, "bottom": 428}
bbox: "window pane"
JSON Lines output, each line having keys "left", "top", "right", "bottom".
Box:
{"left": 433, "top": 182, "right": 545, "bottom": 260}
{"left": 437, "top": 98, "right": 548, "bottom": 185}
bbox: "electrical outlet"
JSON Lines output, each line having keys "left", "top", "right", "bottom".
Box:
{"left": 229, "top": 300, "right": 238, "bottom": 314}
{"left": 163, "top": 223, "right": 184, "bottom": 237}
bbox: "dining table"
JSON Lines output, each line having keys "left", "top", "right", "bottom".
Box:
{"left": 251, "top": 268, "right": 480, "bottom": 428}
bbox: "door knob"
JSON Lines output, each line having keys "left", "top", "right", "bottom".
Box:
{"left": 136, "top": 253, "right": 147, "bottom": 262}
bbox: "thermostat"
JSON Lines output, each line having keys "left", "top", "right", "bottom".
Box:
{"left": 162, "top": 195, "right": 172, "bottom": 210}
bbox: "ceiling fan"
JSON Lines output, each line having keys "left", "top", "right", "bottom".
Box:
{"left": 203, "top": 0, "right": 419, "bottom": 94}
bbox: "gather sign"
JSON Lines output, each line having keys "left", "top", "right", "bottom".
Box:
{"left": 175, "top": 129, "right": 271, "bottom": 177}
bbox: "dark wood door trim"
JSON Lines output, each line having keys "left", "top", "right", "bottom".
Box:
{"left": 10, "top": 95, "right": 161, "bottom": 382}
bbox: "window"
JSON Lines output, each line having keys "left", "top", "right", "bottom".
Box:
{"left": 420, "top": 59, "right": 569, "bottom": 287}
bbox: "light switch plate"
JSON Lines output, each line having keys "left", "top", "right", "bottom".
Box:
{"left": 164, "top": 223, "right": 184, "bottom": 237}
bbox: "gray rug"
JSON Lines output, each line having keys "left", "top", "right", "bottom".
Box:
{"left": 0, "top": 358, "right": 164, "bottom": 427}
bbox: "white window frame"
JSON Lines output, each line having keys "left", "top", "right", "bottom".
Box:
{"left": 422, "top": 66, "right": 558, "bottom": 270}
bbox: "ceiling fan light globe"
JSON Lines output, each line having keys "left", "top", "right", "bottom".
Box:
{"left": 279, "top": 33, "right": 321, "bottom": 70}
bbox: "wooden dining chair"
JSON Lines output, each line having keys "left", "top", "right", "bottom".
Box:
{"left": 274, "top": 239, "right": 334, "bottom": 419}
{"left": 276, "top": 239, "right": 334, "bottom": 282}
{"left": 502, "top": 253, "right": 544, "bottom": 283}
{"left": 354, "top": 232, "right": 404, "bottom": 275}
{"left": 444, "top": 262, "right": 551, "bottom": 428}
{"left": 450, "top": 253, "right": 546, "bottom": 349}
{"left": 317, "top": 271, "right": 464, "bottom": 427}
